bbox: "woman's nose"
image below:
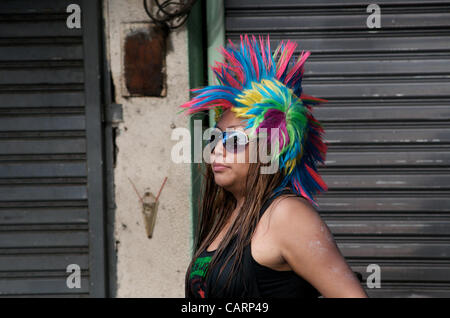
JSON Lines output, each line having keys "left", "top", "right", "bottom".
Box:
{"left": 212, "top": 138, "right": 225, "bottom": 158}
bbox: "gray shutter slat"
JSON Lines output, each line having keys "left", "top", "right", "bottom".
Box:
{"left": 0, "top": 254, "right": 88, "bottom": 271}
{"left": 351, "top": 264, "right": 450, "bottom": 283}
{"left": 318, "top": 197, "right": 450, "bottom": 212}
{"left": 0, "top": 116, "right": 85, "bottom": 131}
{"left": 0, "top": 92, "right": 84, "bottom": 108}
{"left": 0, "top": 231, "right": 88, "bottom": 248}
{"left": 324, "top": 150, "right": 450, "bottom": 167}
{"left": 367, "top": 288, "right": 450, "bottom": 298}
{"left": 339, "top": 242, "right": 450, "bottom": 259}
{"left": 0, "top": 277, "right": 89, "bottom": 295}
{"left": 0, "top": 162, "right": 87, "bottom": 178}
{"left": 316, "top": 105, "right": 450, "bottom": 121}
{"left": 0, "top": 207, "right": 88, "bottom": 224}
{"left": 323, "top": 174, "right": 450, "bottom": 189}
{"left": 0, "top": 139, "right": 86, "bottom": 154}
{"left": 0, "top": 69, "right": 84, "bottom": 85}
{"left": 0, "top": 0, "right": 82, "bottom": 13}
{"left": 325, "top": 127, "right": 449, "bottom": 144}
{"left": 305, "top": 59, "right": 450, "bottom": 75}
{"left": 0, "top": 185, "right": 87, "bottom": 201}
{"left": 0, "top": 22, "right": 82, "bottom": 38}
{"left": 328, "top": 220, "right": 450, "bottom": 236}
{"left": 225, "top": 0, "right": 450, "bottom": 8}
{"left": 0, "top": 45, "right": 83, "bottom": 61}
{"left": 227, "top": 13, "right": 450, "bottom": 31}
{"left": 226, "top": 35, "right": 450, "bottom": 52}
{"left": 304, "top": 82, "right": 450, "bottom": 98}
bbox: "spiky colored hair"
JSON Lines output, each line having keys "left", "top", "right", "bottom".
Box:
{"left": 179, "top": 34, "right": 328, "bottom": 207}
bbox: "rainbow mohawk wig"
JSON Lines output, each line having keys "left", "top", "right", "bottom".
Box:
{"left": 180, "top": 34, "right": 328, "bottom": 207}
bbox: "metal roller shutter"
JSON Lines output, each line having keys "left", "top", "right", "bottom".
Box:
{"left": 0, "top": 0, "right": 106, "bottom": 297}
{"left": 225, "top": 0, "right": 450, "bottom": 297}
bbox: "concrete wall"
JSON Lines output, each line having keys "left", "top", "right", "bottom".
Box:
{"left": 103, "top": 0, "right": 192, "bottom": 297}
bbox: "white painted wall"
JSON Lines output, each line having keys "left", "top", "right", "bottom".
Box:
{"left": 103, "top": 0, "right": 192, "bottom": 297}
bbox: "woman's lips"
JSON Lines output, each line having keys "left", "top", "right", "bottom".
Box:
{"left": 212, "top": 163, "right": 230, "bottom": 172}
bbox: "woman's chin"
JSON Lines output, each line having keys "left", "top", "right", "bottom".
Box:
{"left": 213, "top": 173, "right": 235, "bottom": 188}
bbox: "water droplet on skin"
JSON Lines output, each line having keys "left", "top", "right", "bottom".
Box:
{"left": 308, "top": 240, "right": 328, "bottom": 254}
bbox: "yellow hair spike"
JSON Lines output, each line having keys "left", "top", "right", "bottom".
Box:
{"left": 214, "top": 108, "right": 221, "bottom": 122}
{"left": 230, "top": 107, "right": 253, "bottom": 119}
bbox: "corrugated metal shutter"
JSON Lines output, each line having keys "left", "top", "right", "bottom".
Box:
{"left": 225, "top": 0, "right": 450, "bottom": 297}
{"left": 0, "top": 0, "right": 106, "bottom": 297}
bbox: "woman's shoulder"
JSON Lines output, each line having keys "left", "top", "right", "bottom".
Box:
{"left": 267, "top": 193, "right": 325, "bottom": 236}
{"left": 267, "top": 193, "right": 336, "bottom": 262}
{"left": 271, "top": 191, "right": 317, "bottom": 214}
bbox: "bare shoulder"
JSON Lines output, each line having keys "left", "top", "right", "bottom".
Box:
{"left": 269, "top": 195, "right": 324, "bottom": 230}
{"left": 264, "top": 195, "right": 368, "bottom": 298}
{"left": 268, "top": 195, "right": 336, "bottom": 250}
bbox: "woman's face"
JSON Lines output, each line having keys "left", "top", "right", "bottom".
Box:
{"left": 210, "top": 109, "right": 251, "bottom": 194}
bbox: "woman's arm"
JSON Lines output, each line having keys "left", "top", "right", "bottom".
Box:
{"left": 271, "top": 196, "right": 368, "bottom": 298}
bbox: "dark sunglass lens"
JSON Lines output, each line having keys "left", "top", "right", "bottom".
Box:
{"left": 224, "top": 131, "right": 248, "bottom": 153}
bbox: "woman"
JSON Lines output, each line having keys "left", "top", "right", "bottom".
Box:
{"left": 180, "top": 34, "right": 368, "bottom": 298}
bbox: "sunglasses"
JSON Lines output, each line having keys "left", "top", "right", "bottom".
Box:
{"left": 208, "top": 128, "right": 250, "bottom": 153}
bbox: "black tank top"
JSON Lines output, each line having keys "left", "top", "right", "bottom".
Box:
{"left": 187, "top": 189, "right": 321, "bottom": 298}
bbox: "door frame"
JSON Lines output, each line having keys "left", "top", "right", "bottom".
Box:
{"left": 82, "top": 0, "right": 108, "bottom": 297}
